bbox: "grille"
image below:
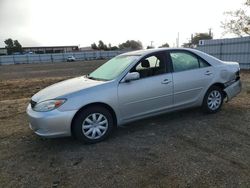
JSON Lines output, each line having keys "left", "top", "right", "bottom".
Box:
{"left": 30, "top": 100, "right": 37, "bottom": 108}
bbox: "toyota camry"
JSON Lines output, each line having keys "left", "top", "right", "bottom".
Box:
{"left": 27, "top": 48, "right": 241, "bottom": 143}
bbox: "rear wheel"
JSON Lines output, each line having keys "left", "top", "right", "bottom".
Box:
{"left": 72, "top": 106, "right": 114, "bottom": 143}
{"left": 202, "top": 86, "right": 224, "bottom": 113}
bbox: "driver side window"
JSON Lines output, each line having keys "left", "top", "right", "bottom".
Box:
{"left": 132, "top": 53, "right": 166, "bottom": 79}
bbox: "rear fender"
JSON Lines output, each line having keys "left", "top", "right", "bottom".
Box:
{"left": 224, "top": 80, "right": 241, "bottom": 102}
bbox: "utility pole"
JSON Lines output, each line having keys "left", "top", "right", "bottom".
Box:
{"left": 150, "top": 41, "right": 154, "bottom": 48}
{"left": 208, "top": 28, "right": 213, "bottom": 37}
{"left": 176, "top": 32, "right": 180, "bottom": 48}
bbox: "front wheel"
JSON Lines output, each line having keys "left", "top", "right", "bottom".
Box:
{"left": 72, "top": 106, "right": 114, "bottom": 143}
{"left": 202, "top": 86, "right": 224, "bottom": 113}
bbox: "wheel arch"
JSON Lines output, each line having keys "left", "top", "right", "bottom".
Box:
{"left": 71, "top": 102, "right": 117, "bottom": 136}
{"left": 207, "top": 82, "right": 227, "bottom": 98}
{"left": 202, "top": 82, "right": 225, "bottom": 113}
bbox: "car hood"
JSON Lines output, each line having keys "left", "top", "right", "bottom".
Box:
{"left": 32, "top": 76, "right": 104, "bottom": 102}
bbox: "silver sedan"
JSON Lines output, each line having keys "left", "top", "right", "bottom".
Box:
{"left": 27, "top": 48, "right": 241, "bottom": 143}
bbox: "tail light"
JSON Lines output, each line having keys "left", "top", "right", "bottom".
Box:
{"left": 235, "top": 70, "right": 240, "bottom": 81}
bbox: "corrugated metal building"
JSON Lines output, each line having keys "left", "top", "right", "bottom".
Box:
{"left": 0, "top": 48, "right": 7, "bottom": 55}
{"left": 196, "top": 36, "right": 250, "bottom": 69}
{"left": 0, "top": 45, "right": 79, "bottom": 55}
{"left": 22, "top": 45, "right": 79, "bottom": 54}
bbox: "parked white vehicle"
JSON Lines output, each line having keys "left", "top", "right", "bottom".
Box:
{"left": 67, "top": 56, "right": 76, "bottom": 62}
{"left": 27, "top": 48, "right": 241, "bottom": 143}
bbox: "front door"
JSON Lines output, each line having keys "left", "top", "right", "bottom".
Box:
{"left": 118, "top": 52, "right": 173, "bottom": 121}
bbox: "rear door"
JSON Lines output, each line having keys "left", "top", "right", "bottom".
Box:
{"left": 169, "top": 50, "right": 214, "bottom": 107}
{"left": 118, "top": 52, "right": 173, "bottom": 121}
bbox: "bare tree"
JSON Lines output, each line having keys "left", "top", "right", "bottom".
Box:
{"left": 221, "top": 0, "right": 250, "bottom": 36}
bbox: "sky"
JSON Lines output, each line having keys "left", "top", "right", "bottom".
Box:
{"left": 0, "top": 0, "right": 246, "bottom": 48}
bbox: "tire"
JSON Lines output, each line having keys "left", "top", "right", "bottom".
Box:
{"left": 202, "top": 86, "right": 224, "bottom": 113}
{"left": 72, "top": 106, "right": 114, "bottom": 143}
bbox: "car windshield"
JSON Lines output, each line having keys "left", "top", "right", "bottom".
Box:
{"left": 87, "top": 55, "right": 139, "bottom": 81}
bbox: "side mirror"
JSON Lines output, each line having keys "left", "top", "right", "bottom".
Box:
{"left": 123, "top": 72, "right": 140, "bottom": 82}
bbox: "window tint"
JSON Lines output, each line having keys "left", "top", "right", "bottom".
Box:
{"left": 170, "top": 52, "right": 199, "bottom": 72}
{"left": 132, "top": 53, "right": 166, "bottom": 78}
{"left": 199, "top": 58, "right": 210, "bottom": 68}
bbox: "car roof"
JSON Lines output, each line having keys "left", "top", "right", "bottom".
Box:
{"left": 120, "top": 48, "right": 222, "bottom": 66}
{"left": 122, "top": 48, "right": 202, "bottom": 56}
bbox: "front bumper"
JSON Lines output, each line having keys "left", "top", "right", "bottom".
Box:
{"left": 26, "top": 104, "right": 77, "bottom": 138}
{"left": 224, "top": 80, "right": 241, "bottom": 102}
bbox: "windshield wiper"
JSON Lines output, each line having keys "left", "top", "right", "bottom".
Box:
{"left": 85, "top": 74, "right": 108, "bottom": 81}
{"left": 86, "top": 74, "right": 95, "bottom": 80}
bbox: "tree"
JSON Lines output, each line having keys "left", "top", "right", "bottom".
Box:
{"left": 107, "top": 43, "right": 118, "bottom": 50}
{"left": 98, "top": 40, "right": 107, "bottom": 50}
{"left": 4, "top": 38, "right": 23, "bottom": 55}
{"left": 191, "top": 33, "right": 212, "bottom": 45}
{"left": 91, "top": 42, "right": 98, "bottom": 50}
{"left": 14, "top": 40, "right": 22, "bottom": 51}
{"left": 109, "top": 46, "right": 119, "bottom": 50}
{"left": 119, "top": 40, "right": 143, "bottom": 50}
{"left": 182, "top": 32, "right": 213, "bottom": 48}
{"left": 221, "top": 0, "right": 250, "bottom": 36}
{"left": 91, "top": 41, "right": 119, "bottom": 51}
{"left": 159, "top": 42, "right": 170, "bottom": 48}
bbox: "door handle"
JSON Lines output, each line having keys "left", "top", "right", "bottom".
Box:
{"left": 205, "top": 71, "right": 212, "bottom": 75}
{"left": 161, "top": 79, "right": 172, "bottom": 84}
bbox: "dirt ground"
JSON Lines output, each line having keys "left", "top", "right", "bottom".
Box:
{"left": 0, "top": 61, "right": 250, "bottom": 188}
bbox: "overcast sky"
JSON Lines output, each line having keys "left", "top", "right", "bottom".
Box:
{"left": 0, "top": 0, "right": 246, "bottom": 48}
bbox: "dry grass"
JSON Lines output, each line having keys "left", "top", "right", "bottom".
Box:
{"left": 0, "top": 61, "right": 249, "bottom": 187}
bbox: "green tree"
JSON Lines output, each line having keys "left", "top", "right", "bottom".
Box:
{"left": 159, "top": 42, "right": 170, "bottom": 48}
{"left": 191, "top": 33, "right": 212, "bottom": 45}
{"left": 119, "top": 40, "right": 143, "bottom": 50}
{"left": 97, "top": 40, "right": 108, "bottom": 50}
{"left": 183, "top": 32, "right": 213, "bottom": 48}
{"left": 4, "top": 38, "right": 14, "bottom": 48}
{"left": 91, "top": 41, "right": 119, "bottom": 51}
{"left": 109, "top": 46, "right": 119, "bottom": 50}
{"left": 107, "top": 43, "right": 118, "bottom": 51}
{"left": 14, "top": 40, "right": 22, "bottom": 51}
{"left": 91, "top": 42, "right": 98, "bottom": 50}
{"left": 221, "top": 0, "right": 250, "bottom": 36}
{"left": 4, "top": 38, "right": 23, "bottom": 55}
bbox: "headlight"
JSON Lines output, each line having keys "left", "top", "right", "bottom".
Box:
{"left": 33, "top": 99, "right": 66, "bottom": 112}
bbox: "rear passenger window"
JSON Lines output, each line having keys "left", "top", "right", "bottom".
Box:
{"left": 170, "top": 52, "right": 199, "bottom": 72}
